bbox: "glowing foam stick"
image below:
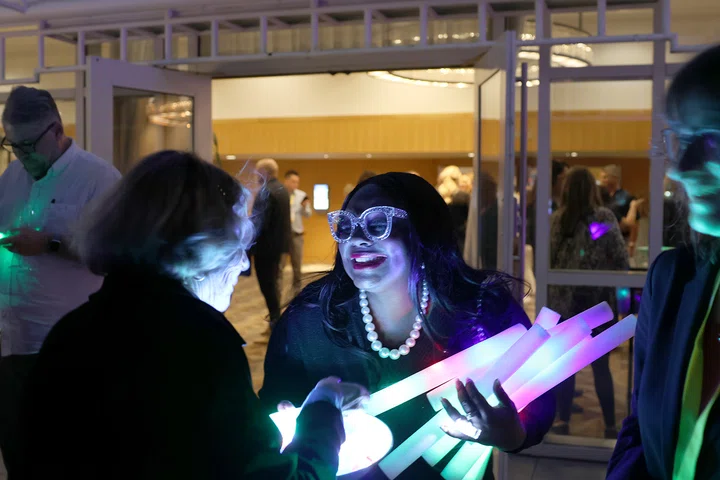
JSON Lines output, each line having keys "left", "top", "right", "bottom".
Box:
{"left": 441, "top": 442, "right": 491, "bottom": 480}
{"left": 378, "top": 410, "right": 448, "bottom": 479}
{"left": 534, "top": 307, "right": 561, "bottom": 330}
{"left": 461, "top": 445, "right": 493, "bottom": 480}
{"left": 422, "top": 435, "right": 462, "bottom": 466}
{"left": 426, "top": 323, "right": 550, "bottom": 411}
{"left": 549, "top": 301, "right": 613, "bottom": 335}
{"left": 366, "top": 323, "right": 527, "bottom": 416}
{"left": 502, "top": 318, "right": 592, "bottom": 397}
{"left": 513, "top": 315, "right": 637, "bottom": 412}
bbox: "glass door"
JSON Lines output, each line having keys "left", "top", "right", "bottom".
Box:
{"left": 85, "top": 56, "right": 212, "bottom": 172}
{"left": 465, "top": 30, "right": 517, "bottom": 284}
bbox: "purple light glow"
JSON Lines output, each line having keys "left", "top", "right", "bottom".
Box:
{"left": 589, "top": 222, "right": 611, "bottom": 240}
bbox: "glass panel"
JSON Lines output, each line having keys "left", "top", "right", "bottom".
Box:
{"left": 112, "top": 88, "right": 193, "bottom": 173}
{"left": 544, "top": 283, "right": 639, "bottom": 443}
{"left": 549, "top": 80, "right": 652, "bottom": 272}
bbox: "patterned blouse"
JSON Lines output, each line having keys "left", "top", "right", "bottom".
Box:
{"left": 549, "top": 207, "right": 630, "bottom": 327}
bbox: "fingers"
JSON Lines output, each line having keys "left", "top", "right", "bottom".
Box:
{"left": 463, "top": 379, "right": 492, "bottom": 416}
{"left": 492, "top": 379, "right": 514, "bottom": 408}
{"left": 277, "top": 400, "right": 295, "bottom": 412}
{"left": 440, "top": 397, "right": 464, "bottom": 422}
{"left": 440, "top": 423, "right": 474, "bottom": 442}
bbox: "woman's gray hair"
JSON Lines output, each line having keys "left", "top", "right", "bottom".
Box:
{"left": 73, "top": 150, "right": 253, "bottom": 280}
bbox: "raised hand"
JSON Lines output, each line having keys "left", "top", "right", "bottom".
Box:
{"left": 440, "top": 378, "right": 527, "bottom": 452}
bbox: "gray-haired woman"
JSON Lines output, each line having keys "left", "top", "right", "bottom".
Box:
{"left": 15, "top": 150, "right": 367, "bottom": 480}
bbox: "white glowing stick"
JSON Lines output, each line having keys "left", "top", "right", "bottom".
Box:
{"left": 366, "top": 323, "right": 527, "bottom": 416}
{"left": 426, "top": 323, "right": 550, "bottom": 411}
{"left": 502, "top": 318, "right": 592, "bottom": 398}
{"left": 378, "top": 410, "right": 448, "bottom": 479}
{"left": 549, "top": 301, "right": 613, "bottom": 335}
{"left": 513, "top": 315, "right": 637, "bottom": 412}
{"left": 422, "top": 435, "right": 462, "bottom": 466}
{"left": 534, "top": 307, "right": 561, "bottom": 330}
{"left": 441, "top": 442, "right": 491, "bottom": 480}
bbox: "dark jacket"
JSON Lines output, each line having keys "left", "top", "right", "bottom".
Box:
{"left": 16, "top": 271, "right": 344, "bottom": 480}
{"left": 607, "top": 247, "right": 720, "bottom": 479}
{"left": 252, "top": 177, "right": 292, "bottom": 258}
{"left": 259, "top": 283, "right": 555, "bottom": 479}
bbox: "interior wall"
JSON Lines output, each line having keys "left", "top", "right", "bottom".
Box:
{"left": 213, "top": 110, "right": 652, "bottom": 156}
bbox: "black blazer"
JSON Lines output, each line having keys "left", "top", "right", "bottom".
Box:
{"left": 607, "top": 247, "right": 720, "bottom": 479}
{"left": 252, "top": 177, "right": 292, "bottom": 258}
{"left": 16, "top": 271, "right": 344, "bottom": 480}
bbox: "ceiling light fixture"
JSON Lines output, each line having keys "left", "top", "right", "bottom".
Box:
{"left": 368, "top": 20, "right": 592, "bottom": 89}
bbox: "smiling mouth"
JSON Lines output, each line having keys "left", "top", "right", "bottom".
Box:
{"left": 350, "top": 253, "right": 387, "bottom": 270}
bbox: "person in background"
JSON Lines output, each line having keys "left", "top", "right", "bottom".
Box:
{"left": 548, "top": 167, "right": 629, "bottom": 439}
{"left": 608, "top": 43, "right": 720, "bottom": 480}
{"left": 284, "top": 170, "right": 312, "bottom": 297}
{"left": 526, "top": 160, "right": 569, "bottom": 253}
{"left": 0, "top": 86, "right": 120, "bottom": 473}
{"left": 358, "top": 170, "right": 377, "bottom": 184}
{"left": 261, "top": 173, "right": 554, "bottom": 479}
{"left": 601, "top": 164, "right": 640, "bottom": 255}
{"left": 15, "top": 151, "right": 369, "bottom": 480}
{"left": 252, "top": 158, "right": 291, "bottom": 329}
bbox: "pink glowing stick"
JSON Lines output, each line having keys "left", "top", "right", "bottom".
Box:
{"left": 502, "top": 318, "right": 591, "bottom": 397}
{"left": 534, "top": 307, "right": 561, "bottom": 330}
{"left": 549, "top": 301, "right": 613, "bottom": 335}
{"left": 513, "top": 315, "right": 636, "bottom": 412}
{"left": 427, "top": 323, "right": 550, "bottom": 411}
{"left": 366, "top": 323, "right": 526, "bottom": 416}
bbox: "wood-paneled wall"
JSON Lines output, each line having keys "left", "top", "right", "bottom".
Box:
{"left": 213, "top": 110, "right": 652, "bottom": 156}
{"left": 217, "top": 111, "right": 654, "bottom": 264}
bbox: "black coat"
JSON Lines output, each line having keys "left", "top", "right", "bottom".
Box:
{"left": 607, "top": 247, "right": 720, "bottom": 479}
{"left": 16, "top": 270, "right": 344, "bottom": 480}
{"left": 252, "top": 177, "right": 292, "bottom": 258}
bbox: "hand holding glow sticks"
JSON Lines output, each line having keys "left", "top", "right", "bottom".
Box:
{"left": 440, "top": 379, "right": 526, "bottom": 452}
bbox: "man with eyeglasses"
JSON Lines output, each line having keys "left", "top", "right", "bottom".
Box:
{"left": 0, "top": 86, "right": 120, "bottom": 474}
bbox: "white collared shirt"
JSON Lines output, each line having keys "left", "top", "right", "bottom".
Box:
{"left": 289, "top": 188, "right": 312, "bottom": 234}
{"left": 0, "top": 140, "right": 121, "bottom": 356}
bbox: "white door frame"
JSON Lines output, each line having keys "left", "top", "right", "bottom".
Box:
{"left": 85, "top": 56, "right": 212, "bottom": 165}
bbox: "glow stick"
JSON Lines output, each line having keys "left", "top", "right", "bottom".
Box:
{"left": 378, "top": 410, "right": 448, "bottom": 479}
{"left": 513, "top": 315, "right": 637, "bottom": 412}
{"left": 422, "top": 435, "right": 462, "bottom": 466}
{"left": 502, "top": 318, "right": 592, "bottom": 397}
{"left": 441, "top": 442, "right": 491, "bottom": 480}
{"left": 427, "top": 323, "right": 550, "bottom": 411}
{"left": 549, "top": 301, "right": 613, "bottom": 335}
{"left": 461, "top": 445, "right": 493, "bottom": 480}
{"left": 366, "top": 324, "right": 527, "bottom": 416}
{"left": 534, "top": 307, "right": 561, "bottom": 330}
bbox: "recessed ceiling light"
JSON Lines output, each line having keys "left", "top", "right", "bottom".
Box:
{"left": 226, "top": 155, "right": 236, "bottom": 160}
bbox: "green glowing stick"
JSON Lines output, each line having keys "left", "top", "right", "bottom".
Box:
{"left": 422, "top": 435, "right": 462, "bottom": 466}
{"left": 461, "top": 445, "right": 493, "bottom": 480}
{"left": 441, "top": 442, "right": 491, "bottom": 479}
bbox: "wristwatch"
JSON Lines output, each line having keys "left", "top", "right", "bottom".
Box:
{"left": 47, "top": 238, "right": 61, "bottom": 253}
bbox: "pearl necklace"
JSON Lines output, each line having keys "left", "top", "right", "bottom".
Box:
{"left": 359, "top": 279, "right": 430, "bottom": 360}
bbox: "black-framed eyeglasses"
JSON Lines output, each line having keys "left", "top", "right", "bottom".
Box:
{"left": 662, "top": 127, "right": 720, "bottom": 167}
{"left": 1, "top": 123, "right": 55, "bottom": 156}
{"left": 327, "top": 206, "right": 408, "bottom": 244}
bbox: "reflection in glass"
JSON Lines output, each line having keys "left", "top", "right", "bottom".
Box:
{"left": 546, "top": 283, "right": 638, "bottom": 442}
{"left": 113, "top": 89, "right": 193, "bottom": 173}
